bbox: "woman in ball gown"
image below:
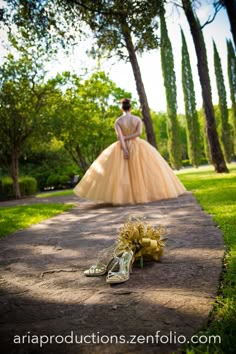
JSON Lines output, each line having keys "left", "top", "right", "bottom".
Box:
{"left": 73, "top": 98, "right": 186, "bottom": 205}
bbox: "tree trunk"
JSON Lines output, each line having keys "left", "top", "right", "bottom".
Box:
{"left": 182, "top": 0, "right": 228, "bottom": 173}
{"left": 223, "top": 0, "right": 236, "bottom": 48}
{"left": 121, "top": 22, "right": 157, "bottom": 149}
{"left": 11, "top": 151, "right": 21, "bottom": 199}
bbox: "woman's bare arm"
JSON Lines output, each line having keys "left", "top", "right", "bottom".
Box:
{"left": 115, "top": 120, "right": 129, "bottom": 159}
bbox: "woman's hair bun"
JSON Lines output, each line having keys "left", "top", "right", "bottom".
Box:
{"left": 121, "top": 98, "right": 131, "bottom": 111}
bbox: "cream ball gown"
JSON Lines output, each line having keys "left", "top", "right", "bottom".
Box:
{"left": 73, "top": 114, "right": 186, "bottom": 205}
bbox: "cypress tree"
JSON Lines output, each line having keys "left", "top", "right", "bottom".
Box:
{"left": 182, "top": 0, "right": 228, "bottom": 173}
{"left": 181, "top": 28, "right": 201, "bottom": 167}
{"left": 227, "top": 39, "right": 236, "bottom": 156}
{"left": 213, "top": 40, "right": 232, "bottom": 162}
{"left": 198, "top": 107, "right": 211, "bottom": 163}
{"left": 160, "top": 11, "right": 182, "bottom": 169}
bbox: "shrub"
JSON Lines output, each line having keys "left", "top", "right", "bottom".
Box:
{"left": 182, "top": 159, "right": 191, "bottom": 167}
{"left": 20, "top": 148, "right": 80, "bottom": 191}
{"left": 181, "top": 158, "right": 209, "bottom": 168}
{"left": 0, "top": 176, "right": 37, "bottom": 200}
{"left": 21, "top": 177, "right": 38, "bottom": 196}
{"left": 46, "top": 174, "right": 61, "bottom": 188}
{"left": 59, "top": 175, "right": 69, "bottom": 186}
{"left": 200, "top": 157, "right": 209, "bottom": 165}
{"left": 33, "top": 171, "right": 51, "bottom": 191}
{"left": 0, "top": 177, "right": 15, "bottom": 199}
{"left": 46, "top": 174, "right": 71, "bottom": 189}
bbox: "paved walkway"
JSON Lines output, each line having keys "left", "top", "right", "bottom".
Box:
{"left": 0, "top": 193, "right": 224, "bottom": 353}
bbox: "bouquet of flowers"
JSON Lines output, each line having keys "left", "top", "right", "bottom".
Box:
{"left": 115, "top": 216, "right": 167, "bottom": 266}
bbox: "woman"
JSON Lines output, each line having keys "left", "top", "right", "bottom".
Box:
{"left": 73, "top": 98, "right": 186, "bottom": 205}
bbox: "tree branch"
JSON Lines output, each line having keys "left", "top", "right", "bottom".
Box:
{"left": 169, "top": 0, "right": 183, "bottom": 10}
{"left": 73, "top": 0, "right": 120, "bottom": 17}
{"left": 200, "top": 2, "right": 223, "bottom": 29}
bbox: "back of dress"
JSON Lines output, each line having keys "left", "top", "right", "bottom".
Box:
{"left": 74, "top": 109, "right": 186, "bottom": 204}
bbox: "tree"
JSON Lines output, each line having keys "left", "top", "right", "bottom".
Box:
{"left": 47, "top": 71, "right": 133, "bottom": 174}
{"left": 197, "top": 107, "right": 211, "bottom": 163}
{"left": 72, "top": 0, "right": 162, "bottom": 148}
{"left": 0, "top": 54, "right": 51, "bottom": 198}
{"left": 213, "top": 0, "right": 236, "bottom": 48}
{"left": 160, "top": 11, "right": 182, "bottom": 169}
{"left": 151, "top": 111, "right": 169, "bottom": 160}
{"left": 182, "top": 0, "right": 228, "bottom": 173}
{"left": 181, "top": 28, "right": 201, "bottom": 167}
{"left": 0, "top": 0, "right": 77, "bottom": 53}
{"left": 227, "top": 39, "right": 236, "bottom": 156}
{"left": 213, "top": 40, "right": 232, "bottom": 162}
{"left": 1, "top": 0, "right": 162, "bottom": 149}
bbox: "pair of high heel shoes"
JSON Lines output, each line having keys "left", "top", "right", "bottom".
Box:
{"left": 84, "top": 250, "right": 134, "bottom": 284}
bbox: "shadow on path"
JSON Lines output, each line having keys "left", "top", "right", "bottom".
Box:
{"left": 0, "top": 193, "right": 224, "bottom": 353}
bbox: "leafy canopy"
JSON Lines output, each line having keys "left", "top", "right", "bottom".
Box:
{"left": 1, "top": 0, "right": 162, "bottom": 58}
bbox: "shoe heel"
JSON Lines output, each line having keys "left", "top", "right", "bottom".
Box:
{"left": 106, "top": 250, "right": 133, "bottom": 284}
{"left": 129, "top": 258, "right": 133, "bottom": 274}
{"left": 140, "top": 255, "right": 143, "bottom": 268}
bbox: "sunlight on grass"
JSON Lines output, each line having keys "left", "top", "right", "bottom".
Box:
{"left": 0, "top": 203, "right": 74, "bottom": 238}
{"left": 176, "top": 164, "right": 236, "bottom": 353}
{"left": 36, "top": 189, "right": 74, "bottom": 198}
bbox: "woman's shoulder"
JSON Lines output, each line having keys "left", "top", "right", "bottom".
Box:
{"left": 115, "top": 117, "right": 122, "bottom": 125}
{"left": 130, "top": 114, "right": 142, "bottom": 124}
{"left": 115, "top": 115, "right": 125, "bottom": 125}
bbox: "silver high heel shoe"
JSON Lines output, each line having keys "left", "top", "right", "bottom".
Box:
{"left": 106, "top": 250, "right": 134, "bottom": 284}
{"left": 84, "top": 244, "right": 122, "bottom": 277}
{"left": 84, "top": 256, "right": 120, "bottom": 277}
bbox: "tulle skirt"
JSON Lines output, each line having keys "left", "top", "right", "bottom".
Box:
{"left": 73, "top": 138, "right": 186, "bottom": 205}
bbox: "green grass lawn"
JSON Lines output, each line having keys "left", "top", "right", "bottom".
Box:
{"left": 0, "top": 203, "right": 74, "bottom": 238}
{"left": 36, "top": 189, "right": 74, "bottom": 198}
{"left": 176, "top": 164, "right": 236, "bottom": 353}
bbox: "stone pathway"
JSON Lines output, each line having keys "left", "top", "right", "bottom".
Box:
{"left": 0, "top": 192, "right": 224, "bottom": 353}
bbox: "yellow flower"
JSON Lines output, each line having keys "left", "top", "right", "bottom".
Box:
{"left": 116, "top": 217, "right": 167, "bottom": 263}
